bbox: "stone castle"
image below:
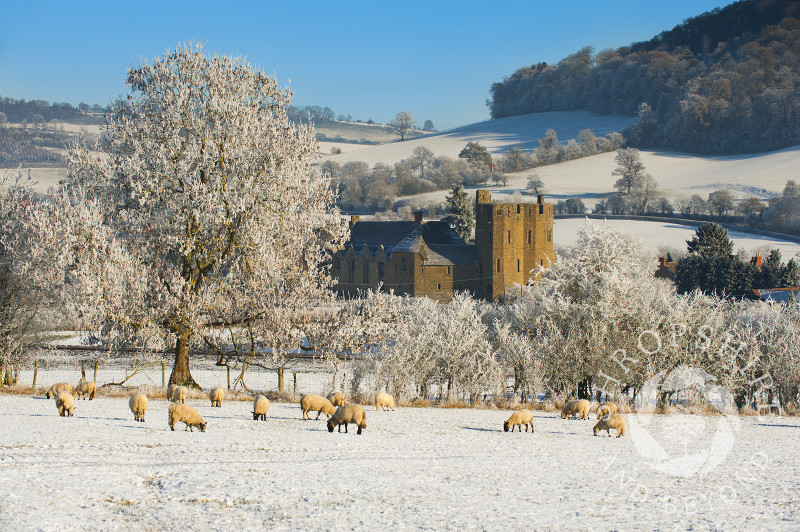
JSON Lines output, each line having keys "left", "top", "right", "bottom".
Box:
{"left": 330, "top": 189, "right": 554, "bottom": 301}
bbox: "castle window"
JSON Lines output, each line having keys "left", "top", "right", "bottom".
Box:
{"left": 507, "top": 206, "right": 510, "bottom": 216}
{"left": 517, "top": 258, "right": 520, "bottom": 272}
{"left": 378, "top": 262, "right": 385, "bottom": 282}
{"left": 497, "top": 209, "right": 502, "bottom": 215}
{"left": 401, "top": 257, "right": 407, "bottom": 272}
{"left": 527, "top": 230, "right": 532, "bottom": 244}
{"left": 547, "top": 229, "right": 552, "bottom": 242}
{"left": 496, "top": 259, "right": 501, "bottom": 273}
{"left": 517, "top": 205, "right": 521, "bottom": 214}
{"left": 447, "top": 266, "right": 451, "bottom": 275}
{"left": 540, "top": 258, "right": 543, "bottom": 266}
{"left": 437, "top": 283, "right": 441, "bottom": 290}
{"left": 507, "top": 230, "right": 511, "bottom": 244}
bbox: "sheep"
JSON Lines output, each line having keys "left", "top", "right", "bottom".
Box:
{"left": 168, "top": 402, "right": 206, "bottom": 432}
{"left": 129, "top": 393, "right": 148, "bottom": 422}
{"left": 74, "top": 380, "right": 96, "bottom": 400}
{"left": 55, "top": 391, "right": 75, "bottom": 417}
{"left": 46, "top": 382, "right": 72, "bottom": 399}
{"left": 172, "top": 386, "right": 187, "bottom": 404}
{"left": 503, "top": 409, "right": 534, "bottom": 432}
{"left": 252, "top": 395, "right": 270, "bottom": 421}
{"left": 593, "top": 414, "right": 626, "bottom": 438}
{"left": 327, "top": 404, "right": 367, "bottom": 435}
{"left": 326, "top": 391, "right": 345, "bottom": 407}
{"left": 166, "top": 383, "right": 178, "bottom": 401}
{"left": 375, "top": 392, "right": 395, "bottom": 411}
{"left": 300, "top": 394, "right": 337, "bottom": 420}
{"left": 561, "top": 399, "right": 590, "bottom": 420}
{"left": 596, "top": 402, "right": 618, "bottom": 419}
{"left": 209, "top": 387, "right": 223, "bottom": 407}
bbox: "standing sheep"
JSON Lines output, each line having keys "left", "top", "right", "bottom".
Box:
{"left": 252, "top": 395, "right": 270, "bottom": 421}
{"left": 168, "top": 402, "right": 206, "bottom": 432}
{"left": 596, "top": 402, "right": 618, "bottom": 419}
{"left": 326, "top": 391, "right": 345, "bottom": 407}
{"left": 46, "top": 382, "right": 72, "bottom": 399}
{"left": 561, "top": 399, "right": 590, "bottom": 420}
{"left": 209, "top": 387, "right": 223, "bottom": 407}
{"left": 593, "top": 414, "right": 626, "bottom": 437}
{"left": 129, "top": 393, "right": 148, "bottom": 422}
{"left": 172, "top": 386, "right": 187, "bottom": 404}
{"left": 166, "top": 383, "right": 178, "bottom": 401}
{"left": 55, "top": 391, "right": 75, "bottom": 417}
{"left": 375, "top": 392, "right": 395, "bottom": 411}
{"left": 503, "top": 409, "right": 534, "bottom": 432}
{"left": 300, "top": 394, "right": 336, "bottom": 420}
{"left": 327, "top": 404, "right": 367, "bottom": 435}
{"left": 74, "top": 380, "right": 96, "bottom": 400}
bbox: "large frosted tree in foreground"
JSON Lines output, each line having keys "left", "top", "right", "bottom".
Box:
{"left": 59, "top": 43, "right": 347, "bottom": 387}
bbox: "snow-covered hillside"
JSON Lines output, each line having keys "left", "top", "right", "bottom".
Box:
{"left": 0, "top": 393, "right": 796, "bottom": 530}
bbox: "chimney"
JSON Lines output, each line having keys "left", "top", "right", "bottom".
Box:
{"left": 413, "top": 211, "right": 423, "bottom": 224}
{"left": 350, "top": 215, "right": 360, "bottom": 227}
{"left": 660, "top": 256, "right": 667, "bottom": 266}
{"left": 756, "top": 253, "right": 762, "bottom": 268}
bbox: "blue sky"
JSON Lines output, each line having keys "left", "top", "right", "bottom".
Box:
{"left": 1, "top": 1, "right": 731, "bottom": 130}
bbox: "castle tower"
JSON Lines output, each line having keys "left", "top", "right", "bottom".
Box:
{"left": 474, "top": 190, "right": 554, "bottom": 300}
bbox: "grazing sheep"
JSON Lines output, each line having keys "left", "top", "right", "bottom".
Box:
{"left": 168, "top": 402, "right": 206, "bottom": 432}
{"left": 74, "top": 380, "right": 96, "bottom": 400}
{"left": 596, "top": 402, "right": 618, "bottom": 419}
{"left": 300, "top": 394, "right": 336, "bottom": 420}
{"left": 166, "top": 383, "right": 178, "bottom": 401}
{"left": 252, "top": 395, "right": 270, "bottom": 421}
{"left": 593, "top": 414, "right": 626, "bottom": 437}
{"left": 561, "top": 399, "right": 590, "bottom": 420}
{"left": 209, "top": 387, "right": 223, "bottom": 407}
{"left": 172, "top": 386, "right": 187, "bottom": 404}
{"left": 129, "top": 393, "right": 148, "bottom": 422}
{"left": 327, "top": 404, "right": 367, "bottom": 435}
{"left": 375, "top": 392, "right": 395, "bottom": 411}
{"left": 326, "top": 391, "right": 345, "bottom": 407}
{"left": 503, "top": 409, "right": 534, "bottom": 432}
{"left": 55, "top": 391, "right": 75, "bottom": 417}
{"left": 46, "top": 382, "right": 72, "bottom": 399}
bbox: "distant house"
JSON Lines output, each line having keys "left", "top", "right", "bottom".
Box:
{"left": 330, "top": 190, "right": 555, "bottom": 302}
{"left": 655, "top": 256, "right": 678, "bottom": 282}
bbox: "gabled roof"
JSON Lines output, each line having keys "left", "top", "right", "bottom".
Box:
{"left": 343, "top": 220, "right": 478, "bottom": 266}
{"left": 752, "top": 288, "right": 798, "bottom": 304}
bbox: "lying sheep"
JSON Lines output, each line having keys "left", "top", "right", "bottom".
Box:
{"left": 326, "top": 391, "right": 345, "bottom": 407}
{"left": 168, "top": 402, "right": 206, "bottom": 432}
{"left": 504, "top": 409, "right": 534, "bottom": 432}
{"left": 593, "top": 413, "right": 626, "bottom": 437}
{"left": 172, "top": 386, "right": 187, "bottom": 404}
{"left": 596, "top": 402, "right": 618, "bottom": 419}
{"left": 561, "top": 399, "right": 590, "bottom": 420}
{"left": 55, "top": 391, "right": 75, "bottom": 417}
{"left": 129, "top": 393, "right": 148, "bottom": 423}
{"left": 375, "top": 392, "right": 395, "bottom": 411}
{"left": 252, "top": 395, "right": 270, "bottom": 421}
{"left": 74, "top": 380, "right": 96, "bottom": 400}
{"left": 327, "top": 404, "right": 367, "bottom": 435}
{"left": 300, "top": 394, "right": 336, "bottom": 420}
{"left": 46, "top": 382, "right": 72, "bottom": 399}
{"left": 209, "top": 387, "right": 223, "bottom": 407}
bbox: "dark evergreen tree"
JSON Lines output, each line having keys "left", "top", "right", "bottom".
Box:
{"left": 443, "top": 184, "right": 474, "bottom": 242}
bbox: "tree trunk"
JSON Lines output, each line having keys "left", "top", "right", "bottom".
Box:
{"left": 168, "top": 332, "right": 200, "bottom": 389}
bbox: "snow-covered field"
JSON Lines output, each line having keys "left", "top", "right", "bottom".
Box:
{"left": 1, "top": 391, "right": 797, "bottom": 530}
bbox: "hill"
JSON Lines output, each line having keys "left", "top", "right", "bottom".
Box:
{"left": 488, "top": 0, "right": 800, "bottom": 155}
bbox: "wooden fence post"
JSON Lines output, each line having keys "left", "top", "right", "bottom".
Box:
{"left": 278, "top": 367, "right": 284, "bottom": 392}
{"left": 293, "top": 372, "right": 297, "bottom": 394}
{"left": 93, "top": 360, "right": 98, "bottom": 383}
{"left": 81, "top": 360, "right": 86, "bottom": 381}
{"left": 227, "top": 366, "right": 231, "bottom": 390}
{"left": 32, "top": 361, "right": 38, "bottom": 387}
{"left": 162, "top": 362, "right": 166, "bottom": 388}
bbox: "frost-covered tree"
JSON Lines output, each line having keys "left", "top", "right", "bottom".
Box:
{"left": 50, "top": 43, "right": 347, "bottom": 387}
{"left": 443, "top": 184, "right": 474, "bottom": 242}
{"left": 612, "top": 148, "right": 647, "bottom": 195}
{"left": 388, "top": 111, "right": 415, "bottom": 141}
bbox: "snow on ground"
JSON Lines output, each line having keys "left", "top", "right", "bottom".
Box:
{"left": 1, "top": 392, "right": 797, "bottom": 530}
{"left": 554, "top": 218, "right": 800, "bottom": 258}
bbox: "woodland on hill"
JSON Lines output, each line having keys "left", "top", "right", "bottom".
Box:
{"left": 488, "top": 0, "right": 800, "bottom": 154}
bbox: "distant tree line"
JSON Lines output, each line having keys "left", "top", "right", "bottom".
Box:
{"left": 488, "top": 0, "right": 800, "bottom": 154}
{"left": 0, "top": 96, "right": 106, "bottom": 124}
